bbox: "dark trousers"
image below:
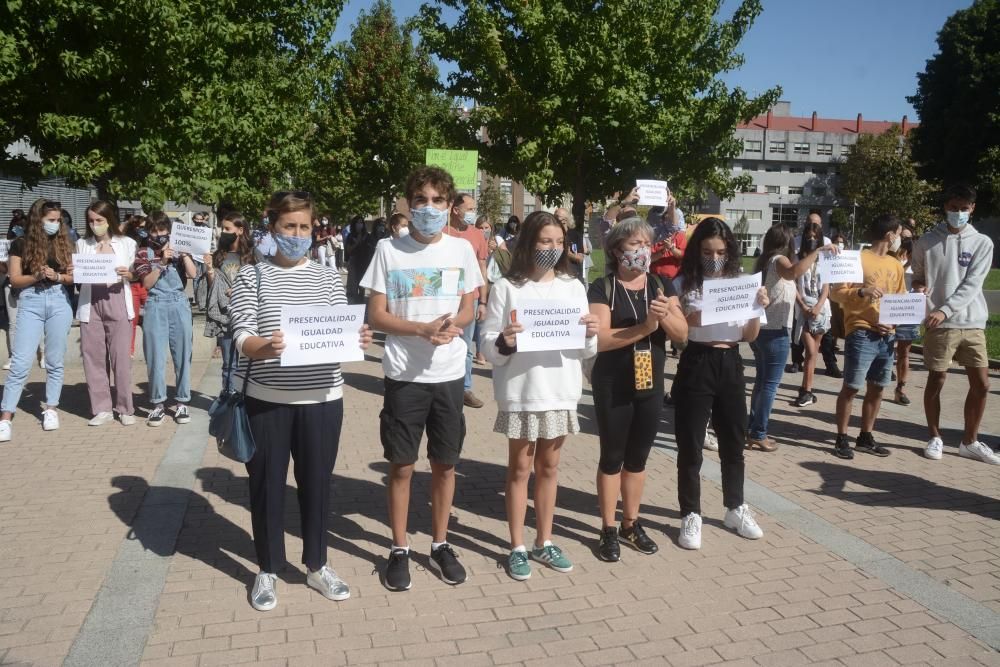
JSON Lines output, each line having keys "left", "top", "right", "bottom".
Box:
{"left": 791, "top": 331, "right": 837, "bottom": 368}
{"left": 673, "top": 344, "right": 746, "bottom": 516}
{"left": 246, "top": 397, "right": 343, "bottom": 572}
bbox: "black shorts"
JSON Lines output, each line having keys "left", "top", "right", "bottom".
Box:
{"left": 380, "top": 377, "right": 466, "bottom": 465}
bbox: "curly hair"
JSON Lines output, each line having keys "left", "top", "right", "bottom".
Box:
{"left": 21, "top": 198, "right": 72, "bottom": 274}
{"left": 678, "top": 217, "right": 741, "bottom": 290}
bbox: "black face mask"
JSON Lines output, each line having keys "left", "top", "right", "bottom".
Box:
{"left": 218, "top": 232, "right": 237, "bottom": 250}
{"left": 802, "top": 238, "right": 818, "bottom": 253}
{"left": 149, "top": 234, "right": 169, "bottom": 249}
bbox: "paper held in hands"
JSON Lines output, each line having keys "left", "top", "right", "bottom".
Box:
{"left": 515, "top": 299, "right": 587, "bottom": 352}
{"left": 700, "top": 272, "right": 766, "bottom": 326}
{"left": 0, "top": 239, "right": 9, "bottom": 262}
{"left": 635, "top": 180, "right": 669, "bottom": 207}
{"left": 280, "top": 304, "right": 367, "bottom": 366}
{"left": 818, "top": 250, "right": 864, "bottom": 285}
{"left": 169, "top": 223, "right": 213, "bottom": 257}
{"left": 71, "top": 253, "right": 118, "bottom": 284}
{"left": 878, "top": 293, "right": 927, "bottom": 326}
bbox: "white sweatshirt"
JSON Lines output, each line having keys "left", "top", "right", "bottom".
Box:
{"left": 911, "top": 222, "right": 994, "bottom": 330}
{"left": 482, "top": 275, "right": 598, "bottom": 413}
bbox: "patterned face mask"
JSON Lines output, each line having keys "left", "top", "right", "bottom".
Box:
{"left": 702, "top": 255, "right": 727, "bottom": 275}
{"left": 620, "top": 246, "right": 651, "bottom": 272}
{"left": 534, "top": 247, "right": 562, "bottom": 270}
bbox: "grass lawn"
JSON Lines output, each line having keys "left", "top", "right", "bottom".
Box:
{"left": 985, "top": 269, "right": 1000, "bottom": 291}
{"left": 988, "top": 315, "right": 1000, "bottom": 360}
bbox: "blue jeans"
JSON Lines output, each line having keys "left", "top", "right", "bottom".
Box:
{"left": 1, "top": 285, "right": 73, "bottom": 414}
{"left": 218, "top": 335, "right": 235, "bottom": 392}
{"left": 461, "top": 299, "right": 479, "bottom": 391}
{"left": 748, "top": 328, "right": 790, "bottom": 440}
{"left": 143, "top": 292, "right": 192, "bottom": 405}
{"left": 843, "top": 329, "right": 895, "bottom": 390}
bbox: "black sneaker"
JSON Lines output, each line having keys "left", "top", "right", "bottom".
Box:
{"left": 825, "top": 365, "right": 844, "bottom": 379}
{"left": 619, "top": 520, "right": 658, "bottom": 554}
{"left": 855, "top": 432, "right": 891, "bottom": 457}
{"left": 833, "top": 434, "right": 854, "bottom": 459}
{"left": 598, "top": 526, "right": 620, "bottom": 562}
{"left": 793, "top": 390, "right": 817, "bottom": 407}
{"left": 662, "top": 393, "right": 674, "bottom": 407}
{"left": 174, "top": 405, "right": 191, "bottom": 424}
{"left": 786, "top": 363, "right": 801, "bottom": 374}
{"left": 147, "top": 405, "right": 166, "bottom": 428}
{"left": 429, "top": 544, "right": 467, "bottom": 585}
{"left": 384, "top": 548, "right": 411, "bottom": 591}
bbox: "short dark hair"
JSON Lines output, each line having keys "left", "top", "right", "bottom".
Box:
{"left": 868, "top": 213, "right": 901, "bottom": 242}
{"left": 453, "top": 193, "right": 472, "bottom": 209}
{"left": 405, "top": 166, "right": 456, "bottom": 204}
{"left": 943, "top": 184, "right": 976, "bottom": 205}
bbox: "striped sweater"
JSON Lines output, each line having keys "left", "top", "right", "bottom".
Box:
{"left": 230, "top": 259, "right": 348, "bottom": 404}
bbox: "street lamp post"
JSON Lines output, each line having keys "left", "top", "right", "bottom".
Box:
{"left": 851, "top": 200, "right": 857, "bottom": 248}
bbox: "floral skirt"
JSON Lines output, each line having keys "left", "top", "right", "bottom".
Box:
{"left": 494, "top": 410, "right": 580, "bottom": 440}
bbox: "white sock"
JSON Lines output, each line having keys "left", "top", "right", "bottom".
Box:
{"left": 431, "top": 541, "right": 447, "bottom": 551}
{"left": 391, "top": 545, "right": 409, "bottom": 553}
{"left": 512, "top": 545, "right": 527, "bottom": 553}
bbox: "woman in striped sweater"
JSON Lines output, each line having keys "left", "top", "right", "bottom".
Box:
{"left": 229, "top": 191, "right": 373, "bottom": 612}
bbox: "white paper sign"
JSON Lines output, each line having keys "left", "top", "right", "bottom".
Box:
{"left": 0, "top": 240, "right": 9, "bottom": 262}
{"left": 169, "top": 223, "right": 212, "bottom": 257}
{"left": 71, "top": 253, "right": 119, "bottom": 284}
{"left": 636, "top": 179, "right": 669, "bottom": 207}
{"left": 280, "top": 304, "right": 366, "bottom": 366}
{"left": 700, "top": 272, "right": 765, "bottom": 326}
{"left": 818, "top": 250, "right": 864, "bottom": 285}
{"left": 879, "top": 294, "right": 926, "bottom": 326}
{"left": 516, "top": 299, "right": 587, "bottom": 352}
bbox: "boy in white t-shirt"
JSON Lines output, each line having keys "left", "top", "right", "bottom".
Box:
{"left": 361, "top": 166, "right": 484, "bottom": 592}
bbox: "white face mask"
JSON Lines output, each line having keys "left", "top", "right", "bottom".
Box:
{"left": 946, "top": 210, "right": 970, "bottom": 228}
{"left": 397, "top": 226, "right": 410, "bottom": 237}
{"left": 462, "top": 211, "right": 477, "bottom": 227}
{"left": 889, "top": 234, "right": 901, "bottom": 253}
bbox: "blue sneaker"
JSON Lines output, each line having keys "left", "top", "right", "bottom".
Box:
{"left": 530, "top": 542, "right": 573, "bottom": 573}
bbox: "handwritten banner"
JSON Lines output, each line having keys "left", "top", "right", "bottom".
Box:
{"left": 818, "top": 250, "right": 863, "bottom": 285}
{"left": 0, "top": 239, "right": 8, "bottom": 262}
{"left": 516, "top": 299, "right": 587, "bottom": 352}
{"left": 879, "top": 293, "right": 926, "bottom": 326}
{"left": 280, "top": 304, "right": 366, "bottom": 366}
{"left": 169, "top": 223, "right": 212, "bottom": 257}
{"left": 636, "top": 179, "right": 669, "bottom": 207}
{"left": 425, "top": 149, "right": 479, "bottom": 191}
{"left": 700, "top": 272, "right": 765, "bottom": 326}
{"left": 71, "top": 253, "right": 118, "bottom": 284}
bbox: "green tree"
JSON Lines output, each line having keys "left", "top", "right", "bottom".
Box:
{"left": 304, "top": 0, "right": 456, "bottom": 220}
{"left": 907, "top": 0, "right": 1000, "bottom": 215}
{"left": 477, "top": 178, "right": 505, "bottom": 230}
{"left": 837, "top": 126, "right": 936, "bottom": 235}
{"left": 416, "top": 0, "right": 779, "bottom": 225}
{"left": 830, "top": 208, "right": 850, "bottom": 236}
{"left": 0, "top": 0, "right": 341, "bottom": 212}
{"left": 733, "top": 214, "right": 749, "bottom": 253}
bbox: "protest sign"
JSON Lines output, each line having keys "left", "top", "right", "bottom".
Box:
{"left": 0, "top": 240, "right": 8, "bottom": 262}
{"left": 169, "top": 223, "right": 212, "bottom": 256}
{"left": 635, "top": 180, "right": 669, "bottom": 207}
{"left": 818, "top": 250, "right": 863, "bottom": 285}
{"left": 516, "top": 299, "right": 587, "bottom": 352}
{"left": 425, "top": 149, "right": 479, "bottom": 191}
{"left": 878, "top": 293, "right": 926, "bottom": 326}
{"left": 72, "top": 253, "right": 119, "bottom": 284}
{"left": 280, "top": 305, "right": 366, "bottom": 366}
{"left": 700, "top": 272, "right": 765, "bottom": 326}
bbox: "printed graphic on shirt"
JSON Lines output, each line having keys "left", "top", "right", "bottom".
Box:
{"left": 386, "top": 268, "right": 465, "bottom": 300}
{"left": 959, "top": 251, "right": 973, "bottom": 268}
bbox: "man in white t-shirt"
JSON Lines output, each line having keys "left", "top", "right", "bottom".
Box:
{"left": 361, "top": 166, "right": 484, "bottom": 593}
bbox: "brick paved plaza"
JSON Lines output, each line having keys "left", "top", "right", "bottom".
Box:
{"left": 1, "top": 326, "right": 999, "bottom": 667}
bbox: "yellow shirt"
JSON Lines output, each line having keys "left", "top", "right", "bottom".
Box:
{"left": 830, "top": 250, "right": 906, "bottom": 335}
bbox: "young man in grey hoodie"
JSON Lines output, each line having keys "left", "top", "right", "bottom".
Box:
{"left": 911, "top": 184, "right": 996, "bottom": 463}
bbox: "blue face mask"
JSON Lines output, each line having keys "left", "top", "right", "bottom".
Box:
{"left": 410, "top": 206, "right": 448, "bottom": 238}
{"left": 43, "top": 221, "right": 61, "bottom": 236}
{"left": 11, "top": 225, "right": 23, "bottom": 238}
{"left": 946, "top": 210, "right": 970, "bottom": 228}
{"left": 462, "top": 211, "right": 477, "bottom": 227}
{"left": 275, "top": 232, "right": 312, "bottom": 261}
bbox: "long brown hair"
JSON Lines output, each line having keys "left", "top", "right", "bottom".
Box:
{"left": 84, "top": 200, "right": 123, "bottom": 238}
{"left": 21, "top": 198, "right": 72, "bottom": 273}
{"left": 213, "top": 211, "right": 255, "bottom": 268}
{"left": 504, "top": 211, "right": 573, "bottom": 286}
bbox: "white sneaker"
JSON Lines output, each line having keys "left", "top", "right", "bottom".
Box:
{"left": 0, "top": 420, "right": 10, "bottom": 442}
{"left": 41, "top": 409, "right": 59, "bottom": 431}
{"left": 703, "top": 429, "right": 719, "bottom": 451}
{"left": 724, "top": 504, "right": 763, "bottom": 540}
{"left": 306, "top": 565, "right": 351, "bottom": 601}
{"left": 119, "top": 414, "right": 136, "bottom": 426}
{"left": 1, "top": 361, "right": 9, "bottom": 371}
{"left": 924, "top": 437, "right": 944, "bottom": 460}
{"left": 678, "top": 513, "right": 702, "bottom": 550}
{"left": 959, "top": 441, "right": 1000, "bottom": 465}
{"left": 88, "top": 412, "right": 114, "bottom": 427}
{"left": 250, "top": 572, "right": 278, "bottom": 611}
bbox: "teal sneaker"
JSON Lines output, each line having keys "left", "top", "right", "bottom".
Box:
{"left": 508, "top": 549, "right": 531, "bottom": 581}
{"left": 530, "top": 543, "right": 573, "bottom": 573}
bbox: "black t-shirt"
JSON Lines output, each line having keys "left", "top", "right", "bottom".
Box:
{"left": 9, "top": 237, "right": 65, "bottom": 273}
{"left": 566, "top": 229, "right": 586, "bottom": 277}
{"left": 587, "top": 273, "right": 676, "bottom": 392}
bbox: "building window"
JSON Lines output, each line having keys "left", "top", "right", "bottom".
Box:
{"left": 726, "top": 209, "right": 744, "bottom": 221}
{"left": 745, "top": 210, "right": 763, "bottom": 221}
{"left": 769, "top": 141, "right": 786, "bottom": 153}
{"left": 813, "top": 167, "right": 828, "bottom": 175}
{"left": 523, "top": 203, "right": 535, "bottom": 215}
{"left": 744, "top": 139, "right": 762, "bottom": 153}
{"left": 841, "top": 145, "right": 852, "bottom": 156}
{"left": 772, "top": 206, "right": 799, "bottom": 226}
{"left": 764, "top": 165, "right": 780, "bottom": 172}
{"left": 789, "top": 166, "right": 804, "bottom": 174}
{"left": 812, "top": 186, "right": 828, "bottom": 197}
{"left": 788, "top": 186, "right": 804, "bottom": 195}
{"left": 765, "top": 185, "right": 780, "bottom": 194}
{"left": 817, "top": 143, "right": 833, "bottom": 156}
{"left": 793, "top": 142, "right": 810, "bottom": 155}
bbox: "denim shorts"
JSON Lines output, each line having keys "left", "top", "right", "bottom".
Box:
{"left": 894, "top": 324, "right": 920, "bottom": 342}
{"left": 843, "top": 329, "right": 896, "bottom": 390}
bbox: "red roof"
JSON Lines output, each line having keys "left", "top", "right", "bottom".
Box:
{"left": 738, "top": 112, "right": 916, "bottom": 135}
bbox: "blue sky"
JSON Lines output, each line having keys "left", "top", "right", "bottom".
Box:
{"left": 331, "top": 0, "right": 972, "bottom": 122}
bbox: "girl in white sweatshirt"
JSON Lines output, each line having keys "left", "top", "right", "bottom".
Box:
{"left": 482, "top": 211, "right": 599, "bottom": 581}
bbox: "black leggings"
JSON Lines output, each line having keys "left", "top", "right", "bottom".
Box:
{"left": 592, "top": 380, "right": 662, "bottom": 474}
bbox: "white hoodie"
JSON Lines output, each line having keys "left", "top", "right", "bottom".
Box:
{"left": 911, "top": 221, "right": 993, "bottom": 330}
{"left": 482, "top": 276, "right": 598, "bottom": 412}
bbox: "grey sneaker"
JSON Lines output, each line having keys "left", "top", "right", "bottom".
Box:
{"left": 250, "top": 572, "right": 278, "bottom": 611}
{"left": 508, "top": 549, "right": 531, "bottom": 581}
{"left": 306, "top": 565, "right": 350, "bottom": 601}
